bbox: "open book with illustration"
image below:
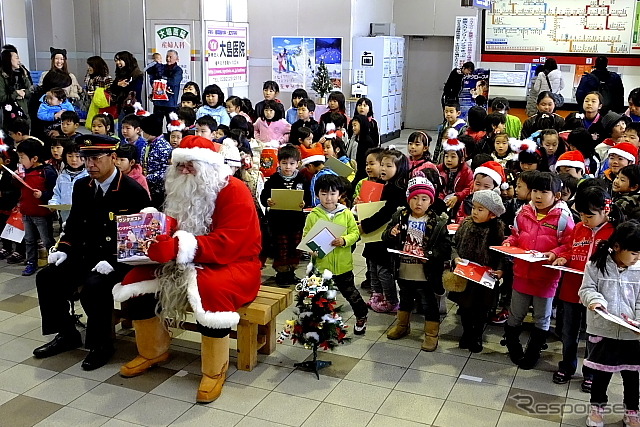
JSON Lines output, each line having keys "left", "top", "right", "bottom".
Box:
{"left": 453, "top": 259, "right": 496, "bottom": 289}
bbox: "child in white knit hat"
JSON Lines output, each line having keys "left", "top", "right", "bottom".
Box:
{"left": 450, "top": 190, "right": 506, "bottom": 353}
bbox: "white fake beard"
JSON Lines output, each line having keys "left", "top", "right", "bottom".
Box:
{"left": 156, "top": 161, "right": 230, "bottom": 325}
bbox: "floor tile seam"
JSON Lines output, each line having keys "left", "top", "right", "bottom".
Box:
{"left": 66, "top": 383, "right": 147, "bottom": 419}
{"left": 23, "top": 372, "right": 103, "bottom": 404}
{"left": 112, "top": 399, "right": 194, "bottom": 426}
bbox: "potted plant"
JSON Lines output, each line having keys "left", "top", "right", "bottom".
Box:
{"left": 311, "top": 60, "right": 333, "bottom": 104}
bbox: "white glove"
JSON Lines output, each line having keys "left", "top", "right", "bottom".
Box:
{"left": 92, "top": 261, "right": 114, "bottom": 275}
{"left": 140, "top": 207, "right": 159, "bottom": 214}
{"left": 48, "top": 251, "right": 67, "bottom": 266}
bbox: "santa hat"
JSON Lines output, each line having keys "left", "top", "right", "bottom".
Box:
{"left": 441, "top": 128, "right": 465, "bottom": 152}
{"left": 220, "top": 138, "right": 242, "bottom": 168}
{"left": 608, "top": 142, "right": 638, "bottom": 164}
{"left": 406, "top": 176, "right": 436, "bottom": 203}
{"left": 167, "top": 112, "right": 185, "bottom": 133}
{"left": 300, "top": 144, "right": 326, "bottom": 166}
{"left": 474, "top": 161, "right": 509, "bottom": 191}
{"left": 133, "top": 102, "right": 150, "bottom": 117}
{"left": 171, "top": 135, "right": 225, "bottom": 166}
{"left": 555, "top": 150, "right": 586, "bottom": 172}
{"left": 324, "top": 123, "right": 344, "bottom": 140}
{"left": 510, "top": 138, "right": 536, "bottom": 154}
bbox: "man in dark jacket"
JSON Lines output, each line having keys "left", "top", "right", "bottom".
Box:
{"left": 33, "top": 134, "right": 151, "bottom": 371}
{"left": 442, "top": 61, "right": 474, "bottom": 110}
{"left": 576, "top": 56, "right": 624, "bottom": 114}
{"left": 148, "top": 49, "right": 183, "bottom": 121}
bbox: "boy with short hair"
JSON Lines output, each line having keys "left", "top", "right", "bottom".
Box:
{"left": 613, "top": 164, "right": 640, "bottom": 221}
{"left": 180, "top": 92, "right": 200, "bottom": 110}
{"left": 303, "top": 173, "right": 368, "bottom": 334}
{"left": 434, "top": 101, "right": 467, "bottom": 163}
{"left": 121, "top": 114, "right": 146, "bottom": 163}
{"left": 49, "top": 141, "right": 88, "bottom": 222}
{"left": 60, "top": 111, "right": 81, "bottom": 137}
{"left": 286, "top": 88, "right": 308, "bottom": 125}
{"left": 6, "top": 117, "right": 31, "bottom": 144}
{"left": 15, "top": 139, "right": 56, "bottom": 276}
{"left": 291, "top": 98, "right": 321, "bottom": 144}
{"left": 115, "top": 144, "right": 149, "bottom": 195}
{"left": 260, "top": 144, "right": 310, "bottom": 286}
{"left": 195, "top": 115, "right": 218, "bottom": 141}
{"left": 140, "top": 114, "right": 172, "bottom": 209}
{"left": 300, "top": 144, "right": 337, "bottom": 206}
{"left": 625, "top": 121, "right": 640, "bottom": 147}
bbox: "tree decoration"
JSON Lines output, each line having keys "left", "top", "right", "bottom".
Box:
{"left": 311, "top": 60, "right": 333, "bottom": 99}
{"left": 286, "top": 263, "right": 348, "bottom": 378}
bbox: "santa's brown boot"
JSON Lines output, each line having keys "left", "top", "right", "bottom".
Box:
{"left": 387, "top": 310, "right": 411, "bottom": 340}
{"left": 120, "top": 317, "right": 170, "bottom": 377}
{"left": 196, "top": 335, "right": 229, "bottom": 403}
{"left": 421, "top": 321, "right": 440, "bottom": 352}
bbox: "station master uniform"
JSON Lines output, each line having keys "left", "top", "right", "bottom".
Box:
{"left": 34, "top": 134, "right": 151, "bottom": 370}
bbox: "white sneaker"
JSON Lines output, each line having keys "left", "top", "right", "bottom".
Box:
{"left": 586, "top": 405, "right": 604, "bottom": 427}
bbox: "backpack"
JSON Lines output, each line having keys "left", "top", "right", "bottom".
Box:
{"left": 597, "top": 74, "right": 612, "bottom": 111}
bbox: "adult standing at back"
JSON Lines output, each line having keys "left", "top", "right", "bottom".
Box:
{"left": 442, "top": 62, "right": 474, "bottom": 110}
{"left": 110, "top": 51, "right": 143, "bottom": 136}
{"left": 526, "top": 58, "right": 564, "bottom": 117}
{"left": 147, "top": 50, "right": 183, "bottom": 122}
{"left": 576, "top": 56, "right": 625, "bottom": 114}
{"left": 39, "top": 48, "right": 82, "bottom": 100}
{"left": 0, "top": 44, "right": 32, "bottom": 129}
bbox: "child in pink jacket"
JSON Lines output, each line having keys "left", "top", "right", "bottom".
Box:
{"left": 254, "top": 99, "right": 290, "bottom": 146}
{"left": 503, "top": 171, "right": 574, "bottom": 370}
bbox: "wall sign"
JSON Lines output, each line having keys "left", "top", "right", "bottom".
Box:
{"left": 205, "top": 23, "right": 248, "bottom": 85}
{"left": 154, "top": 24, "right": 192, "bottom": 85}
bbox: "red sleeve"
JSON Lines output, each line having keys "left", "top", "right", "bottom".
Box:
{"left": 192, "top": 178, "right": 261, "bottom": 265}
{"left": 454, "top": 167, "right": 474, "bottom": 200}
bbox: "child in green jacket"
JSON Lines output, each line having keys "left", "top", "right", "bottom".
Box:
{"left": 303, "top": 174, "right": 368, "bottom": 334}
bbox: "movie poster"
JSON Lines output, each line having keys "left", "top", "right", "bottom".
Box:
{"left": 459, "top": 69, "right": 490, "bottom": 119}
{"left": 272, "top": 37, "right": 342, "bottom": 91}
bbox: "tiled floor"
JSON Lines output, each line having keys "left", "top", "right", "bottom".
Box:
{"left": 0, "top": 130, "right": 629, "bottom": 426}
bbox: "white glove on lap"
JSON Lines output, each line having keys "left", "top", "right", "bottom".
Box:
{"left": 92, "top": 261, "right": 114, "bottom": 275}
{"left": 48, "top": 251, "right": 67, "bottom": 266}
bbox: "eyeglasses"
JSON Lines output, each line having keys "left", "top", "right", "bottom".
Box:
{"left": 175, "top": 162, "right": 196, "bottom": 173}
{"left": 80, "top": 153, "right": 109, "bottom": 163}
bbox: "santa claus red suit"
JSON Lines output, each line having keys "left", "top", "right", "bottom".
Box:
{"left": 112, "top": 135, "right": 261, "bottom": 403}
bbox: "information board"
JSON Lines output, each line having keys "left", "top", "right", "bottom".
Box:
{"left": 484, "top": 0, "right": 638, "bottom": 55}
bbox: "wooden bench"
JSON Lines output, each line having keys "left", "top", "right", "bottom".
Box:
{"left": 115, "top": 285, "right": 293, "bottom": 372}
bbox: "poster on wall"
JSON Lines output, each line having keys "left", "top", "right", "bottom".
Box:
{"left": 459, "top": 69, "right": 490, "bottom": 119}
{"left": 205, "top": 23, "right": 249, "bottom": 86}
{"left": 452, "top": 16, "right": 477, "bottom": 70}
{"left": 154, "top": 24, "right": 192, "bottom": 85}
{"left": 271, "top": 37, "right": 342, "bottom": 91}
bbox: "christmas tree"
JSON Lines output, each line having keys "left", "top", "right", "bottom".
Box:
{"left": 288, "top": 263, "right": 348, "bottom": 378}
{"left": 311, "top": 60, "right": 333, "bottom": 98}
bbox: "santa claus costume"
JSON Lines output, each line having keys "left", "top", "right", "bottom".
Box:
{"left": 112, "top": 135, "right": 262, "bottom": 403}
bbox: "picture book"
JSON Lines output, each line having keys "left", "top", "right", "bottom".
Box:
{"left": 116, "top": 212, "right": 177, "bottom": 265}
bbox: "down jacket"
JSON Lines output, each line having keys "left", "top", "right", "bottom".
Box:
{"left": 254, "top": 118, "right": 291, "bottom": 145}
{"left": 504, "top": 201, "right": 575, "bottom": 298}
{"left": 557, "top": 222, "right": 615, "bottom": 304}
{"left": 579, "top": 258, "right": 640, "bottom": 340}
{"left": 436, "top": 162, "right": 473, "bottom": 202}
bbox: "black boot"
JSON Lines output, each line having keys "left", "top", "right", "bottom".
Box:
{"left": 458, "top": 311, "right": 473, "bottom": 350}
{"left": 502, "top": 325, "right": 524, "bottom": 364}
{"left": 519, "top": 328, "right": 547, "bottom": 370}
{"left": 468, "top": 318, "right": 485, "bottom": 354}
{"left": 274, "top": 272, "right": 289, "bottom": 287}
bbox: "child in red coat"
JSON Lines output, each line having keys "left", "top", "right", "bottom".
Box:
{"left": 436, "top": 129, "right": 473, "bottom": 217}
{"left": 551, "top": 185, "right": 617, "bottom": 390}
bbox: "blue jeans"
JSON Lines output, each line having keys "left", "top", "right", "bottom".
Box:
{"left": 23, "top": 215, "right": 55, "bottom": 265}
{"left": 559, "top": 300, "right": 594, "bottom": 378}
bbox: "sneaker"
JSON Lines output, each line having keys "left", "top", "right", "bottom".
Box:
{"left": 354, "top": 317, "right": 367, "bottom": 335}
{"left": 22, "top": 263, "right": 37, "bottom": 276}
{"left": 586, "top": 405, "right": 604, "bottom": 427}
{"left": 491, "top": 308, "right": 510, "bottom": 325}
{"left": 360, "top": 279, "right": 371, "bottom": 290}
{"left": 581, "top": 377, "right": 593, "bottom": 393}
{"left": 367, "top": 293, "right": 383, "bottom": 307}
{"left": 6, "top": 252, "right": 25, "bottom": 264}
{"left": 0, "top": 249, "right": 9, "bottom": 260}
{"left": 624, "top": 410, "right": 640, "bottom": 427}
{"left": 371, "top": 300, "right": 396, "bottom": 313}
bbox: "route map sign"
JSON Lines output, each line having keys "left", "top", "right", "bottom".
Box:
{"left": 484, "top": 0, "right": 638, "bottom": 55}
